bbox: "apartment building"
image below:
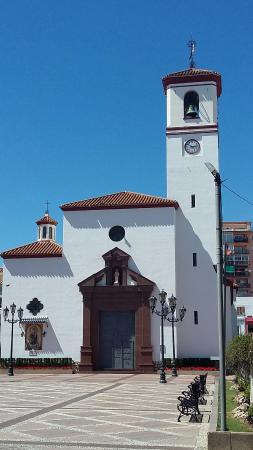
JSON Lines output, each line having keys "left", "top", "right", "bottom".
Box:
{"left": 223, "top": 222, "right": 253, "bottom": 297}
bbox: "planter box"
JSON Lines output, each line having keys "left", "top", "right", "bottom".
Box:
{"left": 208, "top": 432, "right": 253, "bottom": 450}
{"left": 0, "top": 367, "right": 73, "bottom": 374}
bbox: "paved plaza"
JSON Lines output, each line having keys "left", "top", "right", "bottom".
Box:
{"left": 0, "top": 372, "right": 215, "bottom": 450}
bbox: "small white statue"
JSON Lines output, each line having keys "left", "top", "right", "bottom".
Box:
{"left": 113, "top": 268, "right": 120, "bottom": 286}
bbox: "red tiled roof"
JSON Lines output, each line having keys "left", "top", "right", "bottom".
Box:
{"left": 1, "top": 241, "right": 62, "bottom": 259}
{"left": 36, "top": 214, "right": 58, "bottom": 226}
{"left": 162, "top": 67, "right": 222, "bottom": 97}
{"left": 60, "top": 191, "right": 179, "bottom": 211}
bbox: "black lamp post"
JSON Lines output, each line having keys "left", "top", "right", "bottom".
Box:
{"left": 3, "top": 303, "right": 24, "bottom": 376}
{"left": 166, "top": 294, "right": 186, "bottom": 377}
{"left": 149, "top": 290, "right": 169, "bottom": 383}
{"left": 205, "top": 161, "right": 227, "bottom": 431}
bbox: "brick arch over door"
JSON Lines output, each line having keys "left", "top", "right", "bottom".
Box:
{"left": 78, "top": 247, "right": 155, "bottom": 372}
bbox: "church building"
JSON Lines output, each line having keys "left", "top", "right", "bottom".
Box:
{"left": 1, "top": 58, "right": 236, "bottom": 371}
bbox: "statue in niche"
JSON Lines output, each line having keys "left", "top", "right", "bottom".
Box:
{"left": 25, "top": 324, "right": 43, "bottom": 350}
{"left": 113, "top": 268, "right": 120, "bottom": 286}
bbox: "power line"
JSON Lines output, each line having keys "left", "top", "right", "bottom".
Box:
{"left": 222, "top": 183, "right": 253, "bottom": 207}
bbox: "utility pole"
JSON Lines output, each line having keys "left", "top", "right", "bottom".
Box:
{"left": 205, "top": 162, "right": 227, "bottom": 431}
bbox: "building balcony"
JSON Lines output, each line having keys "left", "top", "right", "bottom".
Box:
{"left": 234, "top": 235, "right": 248, "bottom": 243}
{"left": 233, "top": 248, "right": 249, "bottom": 254}
{"left": 235, "top": 271, "right": 250, "bottom": 277}
{"left": 226, "top": 261, "right": 249, "bottom": 267}
{"left": 237, "top": 282, "right": 250, "bottom": 288}
{"left": 237, "top": 290, "right": 250, "bottom": 297}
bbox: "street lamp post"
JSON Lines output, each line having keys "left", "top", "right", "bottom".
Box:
{"left": 3, "top": 303, "right": 24, "bottom": 376}
{"left": 149, "top": 290, "right": 186, "bottom": 383}
{"left": 166, "top": 294, "right": 186, "bottom": 377}
{"left": 205, "top": 162, "right": 227, "bottom": 431}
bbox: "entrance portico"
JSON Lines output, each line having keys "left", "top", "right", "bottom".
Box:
{"left": 78, "top": 247, "right": 155, "bottom": 372}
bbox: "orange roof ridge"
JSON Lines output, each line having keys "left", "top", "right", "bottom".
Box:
{"left": 1, "top": 241, "right": 62, "bottom": 259}
{"left": 60, "top": 191, "right": 179, "bottom": 211}
{"left": 162, "top": 67, "right": 222, "bottom": 97}
{"left": 163, "top": 67, "right": 221, "bottom": 77}
{"left": 36, "top": 213, "right": 58, "bottom": 226}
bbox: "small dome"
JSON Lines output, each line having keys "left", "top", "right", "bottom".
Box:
{"left": 36, "top": 211, "right": 57, "bottom": 242}
{"left": 36, "top": 213, "right": 58, "bottom": 226}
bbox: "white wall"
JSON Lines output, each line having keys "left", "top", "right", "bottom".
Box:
{"left": 235, "top": 297, "right": 253, "bottom": 335}
{"left": 1, "top": 207, "right": 177, "bottom": 363}
{"left": 2, "top": 256, "right": 81, "bottom": 360}
{"left": 63, "top": 207, "right": 176, "bottom": 362}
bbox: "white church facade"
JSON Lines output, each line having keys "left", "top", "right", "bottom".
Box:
{"left": 1, "top": 65, "right": 236, "bottom": 371}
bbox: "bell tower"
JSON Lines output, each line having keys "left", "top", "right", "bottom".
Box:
{"left": 36, "top": 206, "right": 58, "bottom": 242}
{"left": 162, "top": 43, "right": 223, "bottom": 358}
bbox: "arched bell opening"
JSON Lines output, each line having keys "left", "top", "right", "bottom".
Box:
{"left": 184, "top": 91, "right": 199, "bottom": 119}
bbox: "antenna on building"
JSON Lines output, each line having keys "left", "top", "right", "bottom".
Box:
{"left": 45, "top": 200, "right": 50, "bottom": 215}
{"left": 188, "top": 38, "right": 197, "bottom": 68}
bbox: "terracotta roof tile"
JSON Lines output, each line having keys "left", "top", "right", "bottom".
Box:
{"left": 163, "top": 68, "right": 221, "bottom": 78}
{"left": 1, "top": 241, "right": 62, "bottom": 259}
{"left": 60, "top": 191, "right": 179, "bottom": 211}
{"left": 162, "top": 67, "right": 222, "bottom": 97}
{"left": 36, "top": 214, "right": 58, "bottom": 226}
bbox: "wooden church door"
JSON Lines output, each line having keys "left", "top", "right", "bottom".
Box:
{"left": 99, "top": 311, "right": 135, "bottom": 369}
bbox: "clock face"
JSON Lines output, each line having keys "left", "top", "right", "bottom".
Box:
{"left": 184, "top": 139, "right": 200, "bottom": 155}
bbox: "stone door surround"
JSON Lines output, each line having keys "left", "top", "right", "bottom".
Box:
{"left": 78, "top": 247, "right": 154, "bottom": 372}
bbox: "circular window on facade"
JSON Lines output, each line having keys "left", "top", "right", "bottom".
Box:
{"left": 109, "top": 225, "right": 125, "bottom": 242}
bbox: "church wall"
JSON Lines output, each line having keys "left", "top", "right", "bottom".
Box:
{"left": 1, "top": 257, "right": 82, "bottom": 361}
{"left": 174, "top": 206, "right": 219, "bottom": 358}
{"left": 63, "top": 206, "right": 177, "bottom": 362}
{"left": 169, "top": 135, "right": 220, "bottom": 357}
{"left": 1, "top": 207, "right": 177, "bottom": 363}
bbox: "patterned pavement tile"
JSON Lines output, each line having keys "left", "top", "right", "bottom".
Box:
{"left": 0, "top": 373, "right": 216, "bottom": 449}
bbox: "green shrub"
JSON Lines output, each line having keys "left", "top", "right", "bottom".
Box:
{"left": 236, "top": 377, "right": 251, "bottom": 402}
{"left": 247, "top": 404, "right": 253, "bottom": 419}
{"left": 226, "top": 335, "right": 253, "bottom": 383}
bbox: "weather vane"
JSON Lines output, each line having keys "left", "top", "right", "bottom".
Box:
{"left": 45, "top": 200, "right": 50, "bottom": 214}
{"left": 188, "top": 38, "right": 197, "bottom": 68}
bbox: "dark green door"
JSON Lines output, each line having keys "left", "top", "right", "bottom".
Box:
{"left": 99, "top": 311, "right": 135, "bottom": 369}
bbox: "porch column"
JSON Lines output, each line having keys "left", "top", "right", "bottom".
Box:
{"left": 137, "top": 288, "right": 154, "bottom": 373}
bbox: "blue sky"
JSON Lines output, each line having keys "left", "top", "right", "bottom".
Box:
{"left": 0, "top": 0, "right": 252, "bottom": 253}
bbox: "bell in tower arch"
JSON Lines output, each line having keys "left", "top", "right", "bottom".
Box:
{"left": 184, "top": 91, "right": 199, "bottom": 119}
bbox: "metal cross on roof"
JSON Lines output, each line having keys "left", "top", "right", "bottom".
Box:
{"left": 45, "top": 200, "right": 50, "bottom": 214}
{"left": 188, "top": 38, "right": 197, "bottom": 68}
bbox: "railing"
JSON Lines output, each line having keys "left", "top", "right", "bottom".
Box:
{"left": 234, "top": 235, "right": 248, "bottom": 243}
{"left": 226, "top": 261, "right": 249, "bottom": 267}
{"left": 235, "top": 272, "right": 250, "bottom": 277}
{"left": 237, "top": 283, "right": 250, "bottom": 288}
{"left": 233, "top": 248, "right": 249, "bottom": 254}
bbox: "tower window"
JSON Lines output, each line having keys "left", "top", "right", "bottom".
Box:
{"left": 184, "top": 91, "right": 199, "bottom": 119}
{"left": 194, "top": 311, "right": 198, "bottom": 324}
{"left": 193, "top": 253, "right": 197, "bottom": 267}
{"left": 191, "top": 194, "right": 196, "bottom": 208}
{"left": 42, "top": 226, "right": 47, "bottom": 239}
{"left": 49, "top": 227, "right": 53, "bottom": 239}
